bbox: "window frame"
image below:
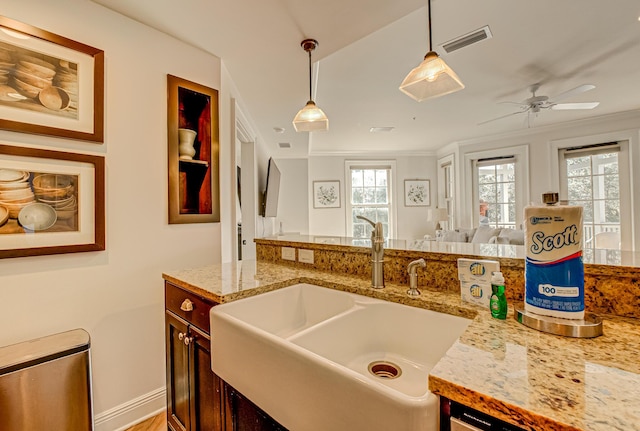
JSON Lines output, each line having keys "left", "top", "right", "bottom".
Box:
{"left": 551, "top": 131, "right": 634, "bottom": 251}
{"left": 344, "top": 160, "right": 397, "bottom": 239}
{"left": 437, "top": 154, "right": 455, "bottom": 230}
{"left": 558, "top": 142, "right": 630, "bottom": 250}
{"left": 464, "top": 145, "right": 529, "bottom": 229}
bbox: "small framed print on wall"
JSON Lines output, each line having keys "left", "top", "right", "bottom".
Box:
{"left": 0, "top": 143, "right": 105, "bottom": 259}
{"left": 0, "top": 16, "right": 105, "bottom": 142}
{"left": 313, "top": 180, "right": 340, "bottom": 209}
{"left": 404, "top": 179, "right": 430, "bottom": 207}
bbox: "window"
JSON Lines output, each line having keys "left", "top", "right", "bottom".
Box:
{"left": 345, "top": 161, "right": 395, "bottom": 241}
{"left": 466, "top": 145, "right": 528, "bottom": 230}
{"left": 559, "top": 142, "right": 630, "bottom": 249}
{"left": 475, "top": 157, "right": 517, "bottom": 229}
{"left": 438, "top": 154, "right": 455, "bottom": 230}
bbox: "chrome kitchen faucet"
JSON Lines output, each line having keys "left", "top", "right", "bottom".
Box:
{"left": 356, "top": 215, "right": 385, "bottom": 289}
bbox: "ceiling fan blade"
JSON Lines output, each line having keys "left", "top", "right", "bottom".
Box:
{"left": 478, "top": 110, "right": 526, "bottom": 125}
{"left": 548, "top": 84, "right": 595, "bottom": 103}
{"left": 551, "top": 102, "right": 600, "bottom": 110}
{"left": 498, "top": 101, "right": 527, "bottom": 107}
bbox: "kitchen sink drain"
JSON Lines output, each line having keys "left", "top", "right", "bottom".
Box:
{"left": 368, "top": 361, "right": 402, "bottom": 379}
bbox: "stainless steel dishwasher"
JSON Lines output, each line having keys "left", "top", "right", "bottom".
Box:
{"left": 0, "top": 329, "right": 93, "bottom": 431}
{"left": 441, "top": 397, "right": 526, "bottom": 431}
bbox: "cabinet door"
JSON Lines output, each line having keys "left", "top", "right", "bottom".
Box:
{"left": 166, "top": 312, "right": 191, "bottom": 431}
{"left": 190, "top": 324, "right": 224, "bottom": 430}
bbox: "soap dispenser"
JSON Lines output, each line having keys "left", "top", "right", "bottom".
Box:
{"left": 490, "top": 271, "right": 507, "bottom": 319}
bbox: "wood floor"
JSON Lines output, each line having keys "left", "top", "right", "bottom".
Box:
{"left": 125, "top": 412, "right": 166, "bottom": 431}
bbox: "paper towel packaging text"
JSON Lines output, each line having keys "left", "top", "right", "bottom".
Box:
{"left": 524, "top": 204, "right": 585, "bottom": 320}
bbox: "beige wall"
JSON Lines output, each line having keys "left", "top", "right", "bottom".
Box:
{"left": 0, "top": 1, "right": 237, "bottom": 429}
{"left": 443, "top": 110, "right": 640, "bottom": 249}
{"left": 308, "top": 154, "right": 439, "bottom": 240}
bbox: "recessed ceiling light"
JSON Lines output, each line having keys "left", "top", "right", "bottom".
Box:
{"left": 273, "top": 127, "right": 286, "bottom": 133}
{"left": 369, "top": 127, "right": 395, "bottom": 133}
{"left": 278, "top": 142, "right": 291, "bottom": 148}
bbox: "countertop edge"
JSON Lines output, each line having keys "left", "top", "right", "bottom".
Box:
{"left": 428, "top": 376, "right": 582, "bottom": 431}
{"left": 163, "top": 263, "right": 640, "bottom": 431}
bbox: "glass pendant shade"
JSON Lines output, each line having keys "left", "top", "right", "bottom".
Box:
{"left": 293, "top": 101, "right": 329, "bottom": 132}
{"left": 400, "top": 51, "right": 464, "bottom": 102}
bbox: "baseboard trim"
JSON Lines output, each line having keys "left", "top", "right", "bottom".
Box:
{"left": 94, "top": 387, "right": 166, "bottom": 431}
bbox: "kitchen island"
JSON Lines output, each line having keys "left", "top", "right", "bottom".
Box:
{"left": 163, "top": 259, "right": 640, "bottom": 431}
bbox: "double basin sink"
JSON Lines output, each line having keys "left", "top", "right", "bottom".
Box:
{"left": 210, "top": 283, "right": 470, "bottom": 431}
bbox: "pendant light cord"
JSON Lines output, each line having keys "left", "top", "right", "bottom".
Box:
{"left": 428, "top": 0, "right": 433, "bottom": 52}
{"left": 308, "top": 48, "right": 313, "bottom": 101}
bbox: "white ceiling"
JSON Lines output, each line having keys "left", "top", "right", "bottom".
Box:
{"left": 92, "top": 0, "right": 640, "bottom": 158}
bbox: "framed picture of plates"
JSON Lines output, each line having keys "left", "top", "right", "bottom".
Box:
{"left": 0, "top": 16, "right": 104, "bottom": 142}
{"left": 0, "top": 143, "right": 105, "bottom": 258}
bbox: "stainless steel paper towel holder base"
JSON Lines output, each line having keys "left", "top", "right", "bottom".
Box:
{"left": 514, "top": 303, "right": 603, "bottom": 338}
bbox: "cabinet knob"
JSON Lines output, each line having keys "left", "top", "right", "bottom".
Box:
{"left": 180, "top": 299, "right": 194, "bottom": 312}
{"left": 183, "top": 335, "right": 193, "bottom": 346}
{"left": 178, "top": 332, "right": 185, "bottom": 341}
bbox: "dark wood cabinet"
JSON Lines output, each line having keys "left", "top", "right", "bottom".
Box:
{"left": 165, "top": 281, "right": 287, "bottom": 431}
{"left": 223, "top": 383, "right": 287, "bottom": 431}
{"left": 165, "top": 282, "right": 224, "bottom": 431}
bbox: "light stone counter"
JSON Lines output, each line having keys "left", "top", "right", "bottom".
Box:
{"left": 163, "top": 261, "right": 640, "bottom": 431}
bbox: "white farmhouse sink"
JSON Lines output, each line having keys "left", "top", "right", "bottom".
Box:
{"left": 210, "top": 283, "right": 470, "bottom": 431}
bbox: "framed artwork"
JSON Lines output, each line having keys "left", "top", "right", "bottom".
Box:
{"left": 167, "top": 74, "right": 220, "bottom": 224}
{"left": 0, "top": 16, "right": 104, "bottom": 142}
{"left": 404, "top": 179, "right": 430, "bottom": 207}
{"left": 313, "top": 180, "right": 340, "bottom": 208}
{"left": 0, "top": 143, "right": 105, "bottom": 258}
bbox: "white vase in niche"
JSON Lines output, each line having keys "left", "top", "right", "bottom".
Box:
{"left": 178, "top": 128, "right": 197, "bottom": 160}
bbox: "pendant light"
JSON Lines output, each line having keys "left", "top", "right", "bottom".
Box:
{"left": 293, "top": 39, "right": 329, "bottom": 132}
{"left": 399, "top": 0, "right": 464, "bottom": 102}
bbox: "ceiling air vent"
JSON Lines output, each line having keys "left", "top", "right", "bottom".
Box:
{"left": 440, "top": 25, "right": 492, "bottom": 54}
{"left": 278, "top": 142, "right": 291, "bottom": 148}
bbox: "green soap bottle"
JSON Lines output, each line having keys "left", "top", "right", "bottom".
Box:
{"left": 490, "top": 271, "right": 508, "bottom": 319}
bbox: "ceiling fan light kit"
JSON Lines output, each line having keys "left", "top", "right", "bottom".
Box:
{"left": 400, "top": 0, "right": 464, "bottom": 102}
{"left": 293, "top": 38, "right": 329, "bottom": 132}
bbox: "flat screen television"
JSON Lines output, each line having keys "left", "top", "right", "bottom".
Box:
{"left": 260, "top": 158, "right": 281, "bottom": 217}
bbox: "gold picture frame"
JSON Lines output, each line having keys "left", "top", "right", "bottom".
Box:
{"left": 0, "top": 16, "right": 105, "bottom": 142}
{"left": 167, "top": 74, "right": 220, "bottom": 224}
{"left": 0, "top": 143, "right": 105, "bottom": 258}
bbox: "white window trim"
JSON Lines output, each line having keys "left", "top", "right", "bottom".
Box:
{"left": 550, "top": 131, "right": 635, "bottom": 251}
{"left": 463, "top": 145, "right": 529, "bottom": 228}
{"left": 437, "top": 153, "right": 455, "bottom": 230}
{"left": 344, "top": 160, "right": 397, "bottom": 239}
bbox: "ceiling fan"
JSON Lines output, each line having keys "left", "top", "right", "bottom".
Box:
{"left": 480, "top": 83, "right": 600, "bottom": 126}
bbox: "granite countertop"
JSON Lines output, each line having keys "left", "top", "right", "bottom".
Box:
{"left": 257, "top": 234, "right": 640, "bottom": 267}
{"left": 163, "top": 260, "right": 640, "bottom": 431}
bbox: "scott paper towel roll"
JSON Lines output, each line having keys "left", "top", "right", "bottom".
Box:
{"left": 524, "top": 204, "right": 585, "bottom": 320}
